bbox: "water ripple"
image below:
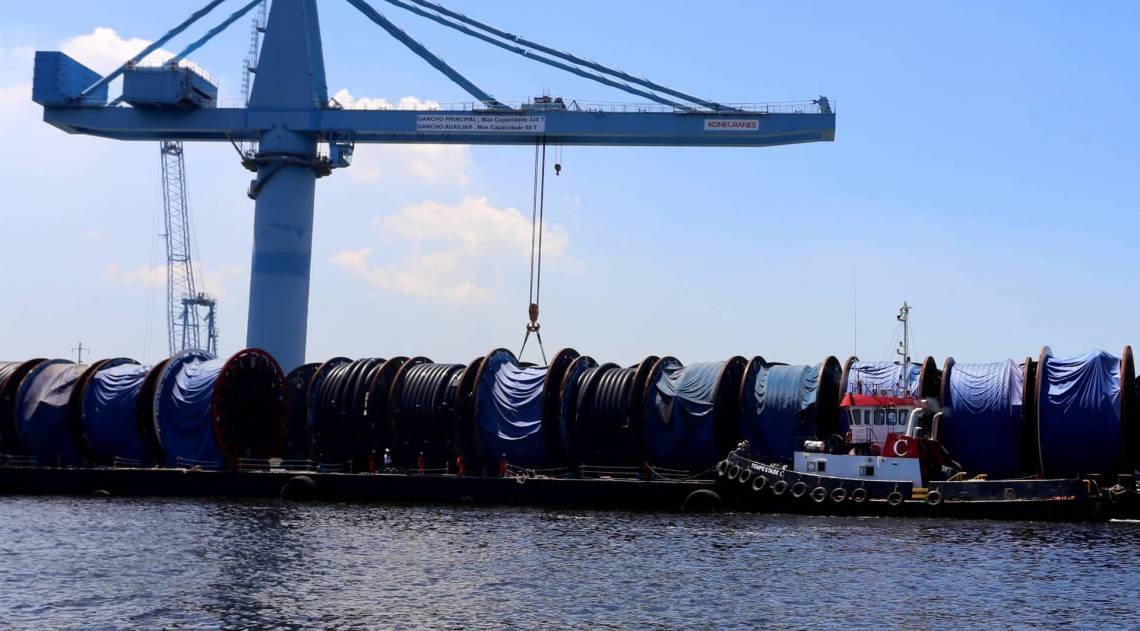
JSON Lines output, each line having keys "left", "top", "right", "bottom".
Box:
{"left": 0, "top": 497, "right": 1137, "bottom": 629}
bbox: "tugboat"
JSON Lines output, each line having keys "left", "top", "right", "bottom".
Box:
{"left": 716, "top": 303, "right": 1118, "bottom": 521}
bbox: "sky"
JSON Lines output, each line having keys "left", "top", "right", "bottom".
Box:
{"left": 0, "top": 1, "right": 1137, "bottom": 370}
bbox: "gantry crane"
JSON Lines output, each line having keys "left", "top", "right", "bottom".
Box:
{"left": 31, "top": 0, "right": 836, "bottom": 371}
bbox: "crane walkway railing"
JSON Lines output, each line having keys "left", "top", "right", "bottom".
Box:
{"left": 208, "top": 97, "right": 829, "bottom": 115}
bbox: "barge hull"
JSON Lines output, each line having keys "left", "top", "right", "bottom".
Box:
{"left": 0, "top": 467, "right": 715, "bottom": 511}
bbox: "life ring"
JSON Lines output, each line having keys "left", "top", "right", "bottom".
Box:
{"left": 751, "top": 475, "right": 768, "bottom": 492}
{"left": 790, "top": 481, "right": 808, "bottom": 498}
{"left": 892, "top": 437, "right": 910, "bottom": 457}
{"left": 830, "top": 487, "right": 848, "bottom": 503}
{"left": 886, "top": 490, "right": 904, "bottom": 506}
{"left": 726, "top": 464, "right": 741, "bottom": 481}
{"left": 811, "top": 486, "right": 828, "bottom": 503}
{"left": 716, "top": 460, "right": 729, "bottom": 477}
{"left": 771, "top": 479, "right": 789, "bottom": 496}
{"left": 850, "top": 487, "right": 868, "bottom": 503}
{"left": 926, "top": 489, "right": 943, "bottom": 506}
{"left": 738, "top": 468, "right": 753, "bottom": 484}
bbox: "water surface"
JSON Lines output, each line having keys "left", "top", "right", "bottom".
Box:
{"left": 1, "top": 497, "right": 1137, "bottom": 629}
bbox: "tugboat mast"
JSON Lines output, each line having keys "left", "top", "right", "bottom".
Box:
{"left": 896, "top": 301, "right": 912, "bottom": 392}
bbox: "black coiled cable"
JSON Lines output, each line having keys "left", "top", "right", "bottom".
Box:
{"left": 311, "top": 358, "right": 386, "bottom": 469}
{"left": 283, "top": 363, "right": 320, "bottom": 460}
{"left": 389, "top": 363, "right": 464, "bottom": 469}
{"left": 573, "top": 364, "right": 640, "bottom": 466}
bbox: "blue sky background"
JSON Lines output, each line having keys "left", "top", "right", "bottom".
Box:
{"left": 0, "top": 1, "right": 1137, "bottom": 368}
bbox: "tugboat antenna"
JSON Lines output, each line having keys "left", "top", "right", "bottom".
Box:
{"left": 896, "top": 301, "right": 912, "bottom": 393}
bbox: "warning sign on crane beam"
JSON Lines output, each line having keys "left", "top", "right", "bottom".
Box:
{"left": 704, "top": 119, "right": 760, "bottom": 131}
{"left": 416, "top": 114, "right": 546, "bottom": 133}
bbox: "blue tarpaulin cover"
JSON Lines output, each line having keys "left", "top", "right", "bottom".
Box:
{"left": 1039, "top": 350, "right": 1122, "bottom": 476}
{"left": 645, "top": 360, "right": 721, "bottom": 472}
{"left": 741, "top": 364, "right": 823, "bottom": 463}
{"left": 155, "top": 353, "right": 224, "bottom": 468}
{"left": 942, "top": 361, "right": 1024, "bottom": 478}
{"left": 15, "top": 360, "right": 84, "bottom": 466}
{"left": 83, "top": 363, "right": 152, "bottom": 464}
{"left": 476, "top": 353, "right": 549, "bottom": 468}
{"left": 845, "top": 361, "right": 920, "bottom": 397}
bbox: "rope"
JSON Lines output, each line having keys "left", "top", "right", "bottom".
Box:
{"left": 520, "top": 139, "right": 549, "bottom": 364}
{"left": 646, "top": 463, "right": 718, "bottom": 481}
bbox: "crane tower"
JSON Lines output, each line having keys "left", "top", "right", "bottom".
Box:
{"left": 160, "top": 140, "right": 218, "bottom": 356}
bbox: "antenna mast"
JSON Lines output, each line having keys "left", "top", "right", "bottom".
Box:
{"left": 896, "top": 301, "right": 911, "bottom": 392}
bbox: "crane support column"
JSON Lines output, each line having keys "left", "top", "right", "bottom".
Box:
{"left": 247, "top": 130, "right": 318, "bottom": 371}
{"left": 244, "top": 0, "right": 328, "bottom": 371}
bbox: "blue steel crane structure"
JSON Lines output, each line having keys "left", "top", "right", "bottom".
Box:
{"left": 31, "top": 0, "right": 836, "bottom": 371}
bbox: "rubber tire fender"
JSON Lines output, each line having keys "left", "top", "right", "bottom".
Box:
{"left": 830, "top": 487, "right": 848, "bottom": 503}
{"left": 790, "top": 481, "right": 809, "bottom": 499}
{"left": 886, "top": 490, "right": 904, "bottom": 506}
{"left": 737, "top": 468, "right": 752, "bottom": 484}
{"left": 770, "top": 479, "right": 789, "bottom": 496}
{"left": 925, "top": 488, "right": 943, "bottom": 506}
{"left": 850, "top": 487, "right": 868, "bottom": 503}
{"left": 751, "top": 475, "right": 768, "bottom": 492}
{"left": 811, "top": 486, "right": 828, "bottom": 503}
{"left": 726, "top": 464, "right": 741, "bottom": 481}
{"left": 682, "top": 488, "right": 723, "bottom": 512}
{"left": 716, "top": 460, "right": 729, "bottom": 478}
{"left": 281, "top": 475, "right": 318, "bottom": 500}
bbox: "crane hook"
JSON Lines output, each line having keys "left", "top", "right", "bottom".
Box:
{"left": 554, "top": 163, "right": 562, "bottom": 176}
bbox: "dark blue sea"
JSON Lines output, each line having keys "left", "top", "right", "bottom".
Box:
{"left": 0, "top": 497, "right": 1137, "bottom": 629}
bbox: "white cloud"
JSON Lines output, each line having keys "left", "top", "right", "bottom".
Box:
{"left": 60, "top": 27, "right": 174, "bottom": 75}
{"left": 105, "top": 263, "right": 165, "bottom": 286}
{"left": 0, "top": 82, "right": 29, "bottom": 110}
{"left": 104, "top": 263, "right": 247, "bottom": 301}
{"left": 331, "top": 196, "right": 570, "bottom": 303}
{"left": 333, "top": 89, "right": 472, "bottom": 186}
{"left": 332, "top": 89, "right": 441, "bottom": 112}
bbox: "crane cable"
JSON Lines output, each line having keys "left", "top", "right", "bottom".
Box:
{"left": 520, "top": 139, "right": 549, "bottom": 365}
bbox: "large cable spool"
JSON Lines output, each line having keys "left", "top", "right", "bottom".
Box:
{"left": 282, "top": 363, "right": 320, "bottom": 460}
{"left": 453, "top": 355, "right": 485, "bottom": 469}
{"left": 840, "top": 357, "right": 923, "bottom": 397}
{"left": 153, "top": 348, "right": 286, "bottom": 469}
{"left": 0, "top": 359, "right": 47, "bottom": 454}
{"left": 468, "top": 347, "right": 580, "bottom": 470}
{"left": 13, "top": 359, "right": 85, "bottom": 466}
{"left": 134, "top": 358, "right": 171, "bottom": 462}
{"left": 940, "top": 357, "right": 1031, "bottom": 478}
{"left": 561, "top": 356, "right": 660, "bottom": 468}
{"left": 738, "top": 356, "right": 842, "bottom": 464}
{"left": 305, "top": 357, "right": 350, "bottom": 464}
{"left": 1035, "top": 346, "right": 1135, "bottom": 477}
{"left": 362, "top": 356, "right": 416, "bottom": 465}
{"left": 309, "top": 357, "right": 406, "bottom": 469}
{"left": 555, "top": 355, "right": 600, "bottom": 467}
{"left": 71, "top": 358, "right": 147, "bottom": 465}
{"left": 389, "top": 361, "right": 465, "bottom": 469}
{"left": 644, "top": 356, "right": 747, "bottom": 474}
